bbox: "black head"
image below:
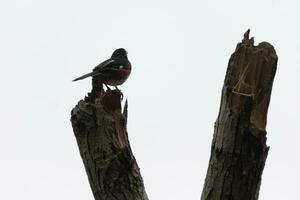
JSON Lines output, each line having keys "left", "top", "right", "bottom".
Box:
{"left": 111, "top": 48, "right": 128, "bottom": 59}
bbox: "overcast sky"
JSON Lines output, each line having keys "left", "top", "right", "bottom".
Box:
{"left": 0, "top": 0, "right": 299, "bottom": 199}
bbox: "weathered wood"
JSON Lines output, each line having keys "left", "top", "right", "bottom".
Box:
{"left": 201, "top": 30, "right": 277, "bottom": 200}
{"left": 71, "top": 80, "right": 148, "bottom": 200}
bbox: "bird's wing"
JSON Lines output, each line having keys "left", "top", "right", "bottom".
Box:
{"left": 73, "top": 58, "right": 128, "bottom": 81}
{"left": 93, "top": 58, "right": 128, "bottom": 72}
{"left": 72, "top": 59, "right": 115, "bottom": 81}
{"left": 92, "top": 58, "right": 115, "bottom": 71}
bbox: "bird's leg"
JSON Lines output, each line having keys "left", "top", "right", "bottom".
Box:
{"left": 115, "top": 86, "right": 123, "bottom": 100}
{"left": 104, "top": 84, "right": 111, "bottom": 91}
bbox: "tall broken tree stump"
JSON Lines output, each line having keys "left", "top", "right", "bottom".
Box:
{"left": 201, "top": 30, "right": 278, "bottom": 200}
{"left": 71, "top": 79, "right": 148, "bottom": 200}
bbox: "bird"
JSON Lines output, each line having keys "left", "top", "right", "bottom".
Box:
{"left": 73, "top": 48, "right": 131, "bottom": 90}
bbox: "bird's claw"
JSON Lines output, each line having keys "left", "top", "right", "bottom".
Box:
{"left": 118, "top": 90, "right": 124, "bottom": 100}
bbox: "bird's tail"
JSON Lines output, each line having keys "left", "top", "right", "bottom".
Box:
{"left": 72, "top": 71, "right": 100, "bottom": 81}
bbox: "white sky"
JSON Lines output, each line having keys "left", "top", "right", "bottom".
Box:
{"left": 0, "top": 0, "right": 299, "bottom": 199}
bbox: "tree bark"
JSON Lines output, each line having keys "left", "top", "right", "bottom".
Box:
{"left": 201, "top": 30, "right": 278, "bottom": 200}
{"left": 70, "top": 80, "right": 148, "bottom": 200}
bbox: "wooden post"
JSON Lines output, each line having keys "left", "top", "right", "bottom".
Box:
{"left": 71, "top": 82, "right": 148, "bottom": 200}
{"left": 201, "top": 30, "right": 278, "bottom": 200}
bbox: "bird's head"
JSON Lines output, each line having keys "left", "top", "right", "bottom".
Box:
{"left": 111, "top": 48, "right": 128, "bottom": 59}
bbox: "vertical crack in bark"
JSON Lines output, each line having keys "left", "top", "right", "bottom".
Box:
{"left": 201, "top": 30, "right": 277, "bottom": 200}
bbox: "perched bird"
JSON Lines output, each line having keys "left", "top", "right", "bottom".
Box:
{"left": 73, "top": 48, "right": 131, "bottom": 90}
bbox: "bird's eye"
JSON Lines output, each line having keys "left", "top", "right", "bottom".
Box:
{"left": 119, "top": 65, "right": 124, "bottom": 69}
